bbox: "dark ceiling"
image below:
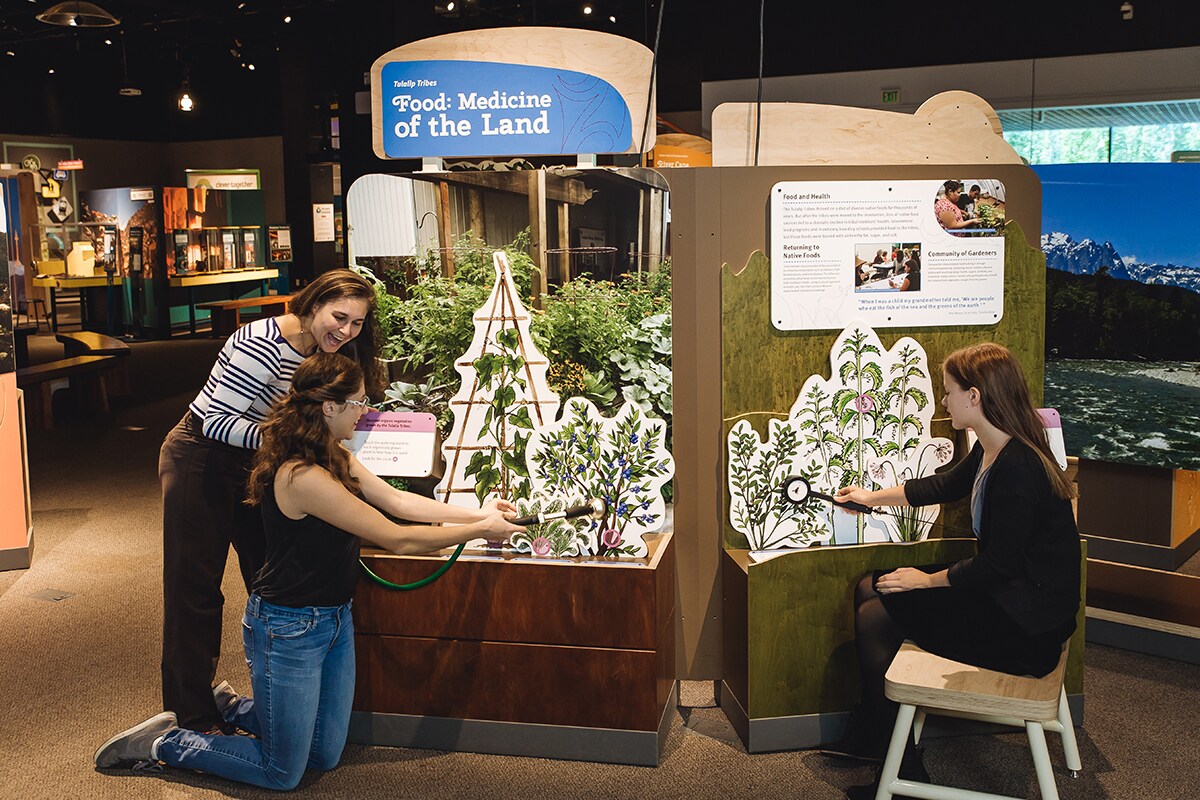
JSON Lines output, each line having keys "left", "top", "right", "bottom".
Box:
{"left": 1, "top": 0, "right": 1199, "bottom": 143}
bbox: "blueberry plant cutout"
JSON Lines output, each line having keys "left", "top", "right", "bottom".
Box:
{"left": 526, "top": 398, "right": 674, "bottom": 558}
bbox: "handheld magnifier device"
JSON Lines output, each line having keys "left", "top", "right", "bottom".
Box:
{"left": 780, "top": 476, "right": 874, "bottom": 515}
{"left": 510, "top": 497, "right": 607, "bottom": 527}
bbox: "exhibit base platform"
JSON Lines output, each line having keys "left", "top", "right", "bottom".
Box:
{"left": 349, "top": 681, "right": 677, "bottom": 766}
{"left": 351, "top": 532, "right": 676, "bottom": 766}
{"left": 0, "top": 533, "right": 33, "bottom": 572}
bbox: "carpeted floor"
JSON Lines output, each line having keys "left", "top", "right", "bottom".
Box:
{"left": 2, "top": 331, "right": 1199, "bottom": 799}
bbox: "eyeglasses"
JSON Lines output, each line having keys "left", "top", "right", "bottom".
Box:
{"left": 343, "top": 397, "right": 370, "bottom": 409}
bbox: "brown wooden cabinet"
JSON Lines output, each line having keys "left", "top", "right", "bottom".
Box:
{"left": 349, "top": 533, "right": 676, "bottom": 765}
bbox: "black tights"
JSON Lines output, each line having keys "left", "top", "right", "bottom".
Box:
{"left": 854, "top": 572, "right": 906, "bottom": 731}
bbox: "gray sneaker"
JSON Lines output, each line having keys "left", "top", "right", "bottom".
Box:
{"left": 94, "top": 712, "right": 177, "bottom": 768}
{"left": 212, "top": 680, "right": 240, "bottom": 719}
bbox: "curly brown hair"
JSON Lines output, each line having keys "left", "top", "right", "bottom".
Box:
{"left": 290, "top": 268, "right": 385, "bottom": 396}
{"left": 246, "top": 352, "right": 364, "bottom": 505}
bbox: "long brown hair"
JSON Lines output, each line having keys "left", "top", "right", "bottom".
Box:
{"left": 290, "top": 268, "right": 384, "bottom": 396}
{"left": 247, "top": 352, "right": 364, "bottom": 505}
{"left": 943, "top": 343, "right": 1075, "bottom": 500}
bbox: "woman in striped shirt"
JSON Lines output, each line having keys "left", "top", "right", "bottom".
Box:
{"left": 158, "top": 268, "right": 383, "bottom": 733}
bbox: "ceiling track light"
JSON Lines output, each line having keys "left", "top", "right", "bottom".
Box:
{"left": 36, "top": 1, "right": 120, "bottom": 27}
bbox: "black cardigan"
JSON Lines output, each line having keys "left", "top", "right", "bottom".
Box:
{"left": 903, "top": 439, "right": 1081, "bottom": 635}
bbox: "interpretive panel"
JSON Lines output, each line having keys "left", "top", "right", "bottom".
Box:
{"left": 349, "top": 411, "right": 441, "bottom": 478}
{"left": 769, "top": 179, "right": 1006, "bottom": 331}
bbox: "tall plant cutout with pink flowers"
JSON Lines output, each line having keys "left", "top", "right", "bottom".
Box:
{"left": 727, "top": 324, "right": 953, "bottom": 551}
{"left": 437, "top": 252, "right": 561, "bottom": 531}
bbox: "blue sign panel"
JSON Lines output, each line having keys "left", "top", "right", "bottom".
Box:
{"left": 380, "top": 60, "right": 632, "bottom": 159}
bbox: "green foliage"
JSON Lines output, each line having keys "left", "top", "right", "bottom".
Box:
{"left": 380, "top": 229, "right": 672, "bottom": 425}
{"left": 377, "top": 379, "right": 454, "bottom": 433}
{"left": 463, "top": 324, "right": 534, "bottom": 504}
{"left": 1046, "top": 269, "right": 1200, "bottom": 360}
{"left": 375, "top": 228, "right": 674, "bottom": 503}
{"left": 351, "top": 263, "right": 404, "bottom": 348}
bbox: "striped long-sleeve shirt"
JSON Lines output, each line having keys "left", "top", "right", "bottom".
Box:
{"left": 189, "top": 317, "right": 306, "bottom": 449}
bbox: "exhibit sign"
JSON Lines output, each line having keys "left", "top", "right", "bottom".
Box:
{"left": 349, "top": 412, "right": 442, "bottom": 478}
{"left": 376, "top": 60, "right": 632, "bottom": 159}
{"left": 268, "top": 226, "right": 292, "bottom": 262}
{"left": 369, "top": 28, "right": 654, "bottom": 160}
{"left": 185, "top": 169, "right": 261, "bottom": 190}
{"left": 312, "top": 203, "right": 335, "bottom": 242}
{"left": 769, "top": 179, "right": 1006, "bottom": 331}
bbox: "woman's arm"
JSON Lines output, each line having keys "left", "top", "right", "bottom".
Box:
{"left": 903, "top": 442, "right": 982, "bottom": 506}
{"left": 348, "top": 454, "right": 515, "bottom": 524}
{"left": 834, "top": 483, "right": 909, "bottom": 509}
{"left": 199, "top": 329, "right": 284, "bottom": 449}
{"left": 282, "top": 464, "right": 522, "bottom": 555}
{"left": 938, "top": 208, "right": 980, "bottom": 230}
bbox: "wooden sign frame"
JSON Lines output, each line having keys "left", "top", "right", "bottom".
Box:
{"left": 369, "top": 27, "right": 655, "bottom": 160}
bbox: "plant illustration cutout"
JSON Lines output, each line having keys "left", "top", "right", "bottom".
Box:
{"left": 526, "top": 398, "right": 673, "bottom": 557}
{"left": 437, "top": 251, "right": 560, "bottom": 527}
{"left": 508, "top": 496, "right": 589, "bottom": 558}
{"left": 727, "top": 324, "right": 953, "bottom": 551}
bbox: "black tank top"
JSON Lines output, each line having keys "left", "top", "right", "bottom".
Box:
{"left": 252, "top": 484, "right": 362, "bottom": 608}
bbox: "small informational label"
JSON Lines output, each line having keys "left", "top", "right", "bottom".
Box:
{"left": 130, "top": 188, "right": 154, "bottom": 201}
{"left": 56, "top": 159, "right": 84, "bottom": 170}
{"left": 770, "top": 179, "right": 1006, "bottom": 330}
{"left": 312, "top": 203, "right": 335, "bottom": 242}
{"left": 348, "top": 411, "right": 441, "bottom": 478}
{"left": 269, "top": 226, "right": 292, "bottom": 262}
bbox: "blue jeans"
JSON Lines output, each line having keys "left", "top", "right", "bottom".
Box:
{"left": 158, "top": 594, "right": 356, "bottom": 790}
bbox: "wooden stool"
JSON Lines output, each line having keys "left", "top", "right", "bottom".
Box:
{"left": 878, "top": 642, "right": 1081, "bottom": 800}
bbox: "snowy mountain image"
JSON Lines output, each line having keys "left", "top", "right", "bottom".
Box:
{"left": 1042, "top": 231, "right": 1200, "bottom": 294}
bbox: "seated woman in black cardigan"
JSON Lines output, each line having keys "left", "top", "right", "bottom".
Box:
{"left": 824, "top": 342, "right": 1081, "bottom": 785}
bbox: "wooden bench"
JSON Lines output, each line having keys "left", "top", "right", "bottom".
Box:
{"left": 56, "top": 331, "right": 132, "bottom": 396}
{"left": 196, "top": 294, "right": 294, "bottom": 338}
{"left": 879, "top": 642, "right": 1080, "bottom": 800}
{"left": 16, "top": 355, "right": 117, "bottom": 430}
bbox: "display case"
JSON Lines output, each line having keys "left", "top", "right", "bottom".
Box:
{"left": 239, "top": 226, "right": 262, "bottom": 268}
{"left": 30, "top": 222, "right": 120, "bottom": 277}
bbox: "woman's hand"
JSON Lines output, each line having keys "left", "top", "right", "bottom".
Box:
{"left": 476, "top": 499, "right": 523, "bottom": 539}
{"left": 875, "top": 567, "right": 948, "bottom": 594}
{"left": 481, "top": 498, "right": 518, "bottom": 517}
{"left": 834, "top": 486, "right": 874, "bottom": 512}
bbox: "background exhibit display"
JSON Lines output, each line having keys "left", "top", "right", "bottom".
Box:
{"left": 769, "top": 179, "right": 1006, "bottom": 330}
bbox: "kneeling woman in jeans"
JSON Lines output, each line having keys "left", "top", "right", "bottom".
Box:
{"left": 96, "top": 353, "right": 523, "bottom": 789}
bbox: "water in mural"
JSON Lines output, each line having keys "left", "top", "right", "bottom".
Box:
{"left": 1037, "top": 163, "right": 1200, "bottom": 471}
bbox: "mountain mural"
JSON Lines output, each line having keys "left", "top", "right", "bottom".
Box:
{"left": 1042, "top": 231, "right": 1200, "bottom": 295}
